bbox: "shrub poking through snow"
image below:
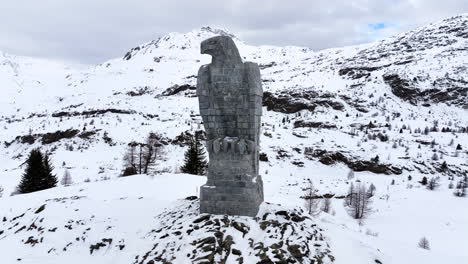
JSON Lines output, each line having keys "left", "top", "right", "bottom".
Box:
{"left": 426, "top": 177, "right": 440, "bottom": 190}
{"left": 418, "top": 237, "right": 430, "bottom": 250}
{"left": 454, "top": 178, "right": 467, "bottom": 197}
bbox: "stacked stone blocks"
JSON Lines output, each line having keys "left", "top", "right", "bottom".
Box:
{"left": 197, "top": 36, "right": 264, "bottom": 216}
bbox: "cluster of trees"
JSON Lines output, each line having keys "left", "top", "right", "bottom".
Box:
{"left": 122, "top": 132, "right": 164, "bottom": 176}
{"left": 345, "top": 182, "right": 375, "bottom": 220}
{"left": 8, "top": 148, "right": 78, "bottom": 195}
{"left": 302, "top": 174, "right": 378, "bottom": 220}
{"left": 453, "top": 176, "right": 467, "bottom": 197}
{"left": 303, "top": 180, "right": 334, "bottom": 216}
{"left": 422, "top": 175, "right": 466, "bottom": 197}
{"left": 122, "top": 130, "right": 208, "bottom": 176}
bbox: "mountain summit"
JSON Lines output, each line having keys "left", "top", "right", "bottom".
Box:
{"left": 122, "top": 26, "right": 240, "bottom": 61}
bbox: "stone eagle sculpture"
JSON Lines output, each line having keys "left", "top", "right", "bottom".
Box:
{"left": 197, "top": 35, "right": 264, "bottom": 217}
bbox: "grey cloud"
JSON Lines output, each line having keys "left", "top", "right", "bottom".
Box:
{"left": 0, "top": 0, "right": 466, "bottom": 64}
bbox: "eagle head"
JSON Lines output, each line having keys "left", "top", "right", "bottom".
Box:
{"left": 201, "top": 36, "right": 242, "bottom": 64}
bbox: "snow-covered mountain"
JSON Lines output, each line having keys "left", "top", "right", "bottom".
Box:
{"left": 0, "top": 14, "right": 467, "bottom": 264}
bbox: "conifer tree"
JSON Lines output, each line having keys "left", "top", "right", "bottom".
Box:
{"left": 60, "top": 169, "right": 73, "bottom": 186}
{"left": 18, "top": 149, "right": 57, "bottom": 193}
{"left": 180, "top": 132, "right": 207, "bottom": 175}
{"left": 41, "top": 153, "right": 58, "bottom": 189}
{"left": 420, "top": 176, "right": 428, "bottom": 185}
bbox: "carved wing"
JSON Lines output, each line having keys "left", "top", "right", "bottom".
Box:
{"left": 197, "top": 65, "right": 216, "bottom": 140}
{"left": 244, "top": 62, "right": 263, "bottom": 97}
{"left": 243, "top": 62, "right": 263, "bottom": 145}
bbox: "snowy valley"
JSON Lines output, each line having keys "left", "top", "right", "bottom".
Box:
{"left": 0, "top": 14, "right": 467, "bottom": 264}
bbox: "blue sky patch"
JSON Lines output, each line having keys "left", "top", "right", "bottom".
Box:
{"left": 368, "top": 22, "right": 388, "bottom": 31}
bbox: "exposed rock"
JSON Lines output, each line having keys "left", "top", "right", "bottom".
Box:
{"left": 126, "top": 86, "right": 153, "bottom": 97}
{"left": 42, "top": 129, "right": 80, "bottom": 144}
{"left": 338, "top": 65, "right": 387, "bottom": 79}
{"left": 135, "top": 200, "right": 334, "bottom": 264}
{"left": 293, "top": 120, "right": 337, "bottom": 129}
{"left": 161, "top": 84, "right": 196, "bottom": 96}
{"left": 384, "top": 73, "right": 468, "bottom": 108}
{"left": 5, "top": 129, "right": 101, "bottom": 147}
{"left": 52, "top": 109, "right": 135, "bottom": 118}
{"left": 34, "top": 204, "right": 46, "bottom": 214}
{"left": 259, "top": 62, "right": 277, "bottom": 70}
{"left": 305, "top": 148, "right": 403, "bottom": 175}
{"left": 78, "top": 130, "right": 98, "bottom": 139}
{"left": 263, "top": 91, "right": 344, "bottom": 114}
{"left": 259, "top": 153, "right": 269, "bottom": 162}
{"left": 383, "top": 74, "right": 420, "bottom": 103}
{"left": 89, "top": 238, "right": 113, "bottom": 254}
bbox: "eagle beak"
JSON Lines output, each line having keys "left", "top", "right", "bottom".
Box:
{"left": 201, "top": 45, "right": 214, "bottom": 55}
{"left": 201, "top": 39, "right": 216, "bottom": 55}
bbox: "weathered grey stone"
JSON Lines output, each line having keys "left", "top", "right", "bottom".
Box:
{"left": 197, "top": 35, "right": 264, "bottom": 217}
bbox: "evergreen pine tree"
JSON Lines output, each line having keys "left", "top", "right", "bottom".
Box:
{"left": 41, "top": 154, "right": 58, "bottom": 189}
{"left": 61, "top": 169, "right": 73, "bottom": 186}
{"left": 18, "top": 149, "right": 46, "bottom": 193}
{"left": 420, "top": 176, "right": 428, "bottom": 185}
{"left": 180, "top": 132, "right": 207, "bottom": 175}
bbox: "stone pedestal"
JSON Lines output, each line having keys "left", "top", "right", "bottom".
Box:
{"left": 200, "top": 180, "right": 263, "bottom": 217}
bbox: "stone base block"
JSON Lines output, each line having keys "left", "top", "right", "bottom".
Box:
{"left": 200, "top": 178, "right": 263, "bottom": 217}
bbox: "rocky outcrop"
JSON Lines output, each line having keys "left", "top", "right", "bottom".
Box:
{"left": 263, "top": 91, "right": 344, "bottom": 114}
{"left": 134, "top": 199, "right": 334, "bottom": 264}
{"left": 338, "top": 65, "right": 387, "bottom": 80}
{"left": 42, "top": 129, "right": 80, "bottom": 144}
{"left": 304, "top": 148, "right": 403, "bottom": 175}
{"left": 161, "top": 84, "right": 196, "bottom": 96}
{"left": 4, "top": 129, "right": 99, "bottom": 146}
{"left": 383, "top": 74, "right": 420, "bottom": 103}
{"left": 52, "top": 109, "right": 135, "bottom": 118}
{"left": 384, "top": 73, "right": 468, "bottom": 108}
{"left": 294, "top": 120, "right": 337, "bottom": 129}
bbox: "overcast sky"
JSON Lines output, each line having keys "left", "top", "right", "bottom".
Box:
{"left": 1, "top": 0, "right": 466, "bottom": 64}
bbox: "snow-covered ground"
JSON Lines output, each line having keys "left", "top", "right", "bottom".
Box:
{"left": 1, "top": 164, "right": 467, "bottom": 263}
{"left": 0, "top": 14, "right": 467, "bottom": 264}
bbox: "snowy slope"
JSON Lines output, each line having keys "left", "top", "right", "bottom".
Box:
{"left": 0, "top": 14, "right": 467, "bottom": 264}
